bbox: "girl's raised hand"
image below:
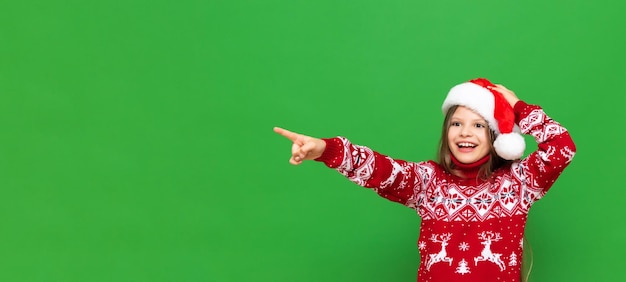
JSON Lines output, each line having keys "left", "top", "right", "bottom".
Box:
{"left": 273, "top": 127, "right": 326, "bottom": 165}
{"left": 488, "top": 84, "right": 520, "bottom": 108}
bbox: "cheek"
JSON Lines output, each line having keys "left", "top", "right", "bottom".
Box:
{"left": 477, "top": 129, "right": 490, "bottom": 142}
{"left": 447, "top": 128, "right": 456, "bottom": 141}
{"left": 447, "top": 129, "right": 460, "bottom": 149}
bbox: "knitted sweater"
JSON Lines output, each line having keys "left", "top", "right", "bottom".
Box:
{"left": 315, "top": 101, "right": 576, "bottom": 282}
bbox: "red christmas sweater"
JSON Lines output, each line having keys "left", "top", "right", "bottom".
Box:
{"left": 315, "top": 101, "right": 576, "bottom": 282}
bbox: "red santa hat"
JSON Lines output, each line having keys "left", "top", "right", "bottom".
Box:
{"left": 442, "top": 78, "right": 525, "bottom": 160}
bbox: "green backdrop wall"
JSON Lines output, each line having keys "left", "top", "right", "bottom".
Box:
{"left": 1, "top": 0, "right": 624, "bottom": 281}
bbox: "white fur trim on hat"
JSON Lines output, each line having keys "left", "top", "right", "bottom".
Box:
{"left": 442, "top": 79, "right": 526, "bottom": 160}
{"left": 442, "top": 82, "right": 500, "bottom": 134}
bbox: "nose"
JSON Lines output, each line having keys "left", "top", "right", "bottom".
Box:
{"left": 460, "top": 125, "right": 472, "bottom": 137}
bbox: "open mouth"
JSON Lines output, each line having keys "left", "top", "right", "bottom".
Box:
{"left": 457, "top": 142, "right": 477, "bottom": 148}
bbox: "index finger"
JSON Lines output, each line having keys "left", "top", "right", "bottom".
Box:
{"left": 273, "top": 127, "right": 300, "bottom": 142}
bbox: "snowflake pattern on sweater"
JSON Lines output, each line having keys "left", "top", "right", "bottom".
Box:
{"left": 316, "top": 102, "right": 576, "bottom": 282}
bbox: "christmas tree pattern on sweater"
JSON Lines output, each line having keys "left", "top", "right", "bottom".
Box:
{"left": 316, "top": 102, "right": 576, "bottom": 282}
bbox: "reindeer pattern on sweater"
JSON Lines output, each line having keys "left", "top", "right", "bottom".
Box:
{"left": 316, "top": 102, "right": 576, "bottom": 282}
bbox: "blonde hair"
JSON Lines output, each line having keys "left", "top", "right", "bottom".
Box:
{"left": 521, "top": 237, "right": 534, "bottom": 282}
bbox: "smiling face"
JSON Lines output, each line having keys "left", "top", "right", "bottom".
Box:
{"left": 447, "top": 106, "right": 492, "bottom": 164}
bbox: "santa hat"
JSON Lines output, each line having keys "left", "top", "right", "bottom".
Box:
{"left": 441, "top": 78, "right": 525, "bottom": 160}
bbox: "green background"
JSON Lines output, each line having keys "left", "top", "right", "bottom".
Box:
{"left": 1, "top": 0, "right": 624, "bottom": 281}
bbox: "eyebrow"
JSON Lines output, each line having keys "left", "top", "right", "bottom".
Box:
{"left": 450, "top": 117, "right": 487, "bottom": 123}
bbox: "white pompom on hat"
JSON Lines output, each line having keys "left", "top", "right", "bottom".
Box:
{"left": 442, "top": 78, "right": 525, "bottom": 160}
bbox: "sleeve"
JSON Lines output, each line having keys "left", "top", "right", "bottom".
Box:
{"left": 314, "top": 137, "right": 427, "bottom": 206}
{"left": 512, "top": 101, "right": 577, "bottom": 198}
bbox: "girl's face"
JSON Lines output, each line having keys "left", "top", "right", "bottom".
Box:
{"left": 447, "top": 106, "right": 491, "bottom": 164}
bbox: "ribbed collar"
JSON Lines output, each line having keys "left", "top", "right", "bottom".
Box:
{"left": 451, "top": 154, "right": 490, "bottom": 179}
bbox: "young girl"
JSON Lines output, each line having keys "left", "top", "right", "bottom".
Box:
{"left": 274, "top": 78, "right": 576, "bottom": 282}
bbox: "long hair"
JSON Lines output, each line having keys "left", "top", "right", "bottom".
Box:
{"left": 437, "top": 105, "right": 512, "bottom": 179}
{"left": 521, "top": 237, "right": 534, "bottom": 282}
{"left": 438, "top": 105, "right": 531, "bottom": 280}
